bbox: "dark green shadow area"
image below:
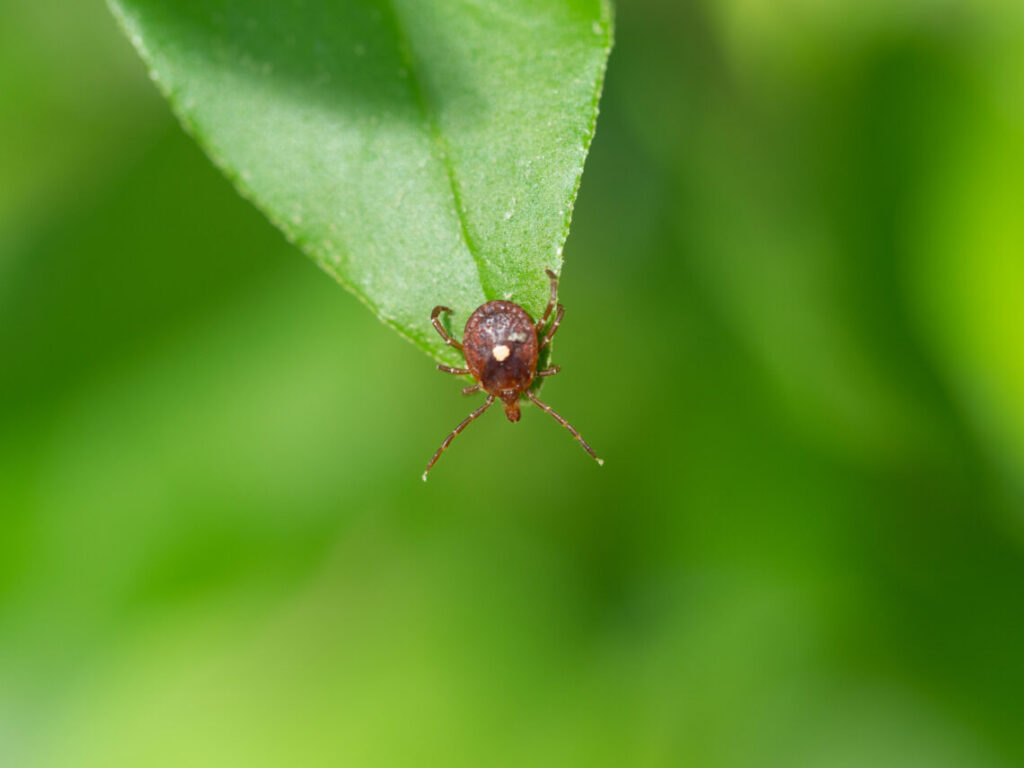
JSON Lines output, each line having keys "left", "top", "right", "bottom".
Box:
{"left": 0, "top": 125, "right": 293, "bottom": 420}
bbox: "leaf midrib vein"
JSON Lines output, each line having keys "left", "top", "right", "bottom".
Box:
{"left": 382, "top": 0, "right": 487, "bottom": 298}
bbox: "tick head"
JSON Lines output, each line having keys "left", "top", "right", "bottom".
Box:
{"left": 501, "top": 394, "right": 522, "bottom": 422}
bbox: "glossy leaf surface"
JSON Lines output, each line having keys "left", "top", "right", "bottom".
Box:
{"left": 108, "top": 0, "right": 612, "bottom": 363}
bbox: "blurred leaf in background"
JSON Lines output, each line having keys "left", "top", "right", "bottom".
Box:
{"left": 2, "top": 0, "right": 1023, "bottom": 767}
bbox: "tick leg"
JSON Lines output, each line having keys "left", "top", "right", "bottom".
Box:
{"left": 461, "top": 384, "right": 481, "bottom": 395}
{"left": 438, "top": 364, "right": 470, "bottom": 375}
{"left": 536, "top": 269, "right": 559, "bottom": 331}
{"left": 539, "top": 305, "right": 565, "bottom": 350}
{"left": 430, "top": 306, "right": 463, "bottom": 351}
{"left": 535, "top": 365, "right": 562, "bottom": 377}
{"left": 422, "top": 394, "right": 495, "bottom": 481}
{"left": 526, "top": 390, "right": 602, "bottom": 466}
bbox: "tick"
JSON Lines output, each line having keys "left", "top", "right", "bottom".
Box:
{"left": 423, "top": 269, "right": 602, "bottom": 480}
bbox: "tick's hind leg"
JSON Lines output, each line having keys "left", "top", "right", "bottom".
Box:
{"left": 422, "top": 394, "right": 495, "bottom": 481}
{"left": 526, "top": 390, "right": 602, "bottom": 465}
{"left": 430, "top": 306, "right": 463, "bottom": 351}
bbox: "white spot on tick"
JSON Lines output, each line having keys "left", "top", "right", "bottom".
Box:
{"left": 492, "top": 344, "right": 511, "bottom": 362}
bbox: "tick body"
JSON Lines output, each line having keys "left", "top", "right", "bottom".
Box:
{"left": 423, "top": 270, "right": 601, "bottom": 480}
{"left": 463, "top": 300, "right": 537, "bottom": 421}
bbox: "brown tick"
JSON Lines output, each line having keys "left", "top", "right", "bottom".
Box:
{"left": 423, "top": 269, "right": 602, "bottom": 480}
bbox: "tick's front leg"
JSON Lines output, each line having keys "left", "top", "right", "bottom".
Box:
{"left": 430, "top": 306, "right": 464, "bottom": 351}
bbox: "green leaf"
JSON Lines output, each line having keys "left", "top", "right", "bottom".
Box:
{"left": 108, "top": 0, "right": 612, "bottom": 365}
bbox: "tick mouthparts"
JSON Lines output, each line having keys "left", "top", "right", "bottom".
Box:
{"left": 502, "top": 400, "right": 522, "bottom": 422}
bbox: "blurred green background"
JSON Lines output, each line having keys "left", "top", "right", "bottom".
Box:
{"left": 3, "top": 1, "right": 1024, "bottom": 766}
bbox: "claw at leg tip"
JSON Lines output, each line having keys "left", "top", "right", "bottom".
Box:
{"left": 597, "top": 458, "right": 605, "bottom": 467}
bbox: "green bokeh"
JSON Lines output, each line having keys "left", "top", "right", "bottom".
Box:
{"left": 2, "top": 1, "right": 1023, "bottom": 766}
